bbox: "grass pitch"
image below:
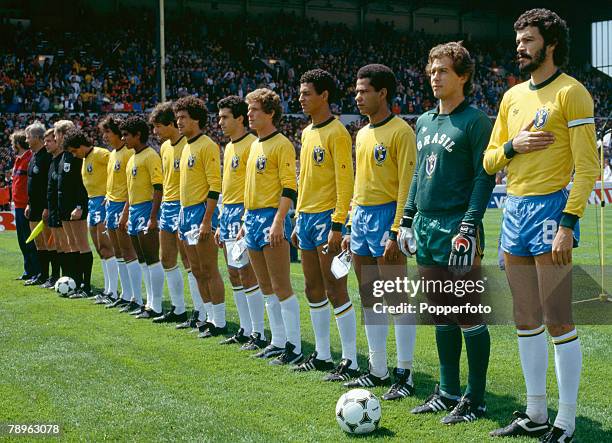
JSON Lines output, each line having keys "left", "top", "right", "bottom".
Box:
{"left": 0, "top": 208, "right": 610, "bottom": 442}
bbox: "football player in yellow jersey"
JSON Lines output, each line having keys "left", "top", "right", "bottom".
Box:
{"left": 98, "top": 116, "right": 140, "bottom": 311}
{"left": 340, "top": 65, "right": 418, "bottom": 399}
{"left": 118, "top": 116, "right": 165, "bottom": 320}
{"left": 485, "top": 10, "right": 599, "bottom": 442}
{"left": 214, "top": 96, "right": 265, "bottom": 347}
{"left": 289, "top": 69, "right": 358, "bottom": 380}
{"left": 235, "top": 88, "right": 302, "bottom": 365}
{"left": 148, "top": 102, "right": 199, "bottom": 326}
{"left": 173, "top": 96, "right": 226, "bottom": 338}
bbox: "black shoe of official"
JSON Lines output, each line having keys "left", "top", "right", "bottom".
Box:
{"left": 24, "top": 275, "right": 45, "bottom": 286}
{"left": 539, "top": 426, "right": 574, "bottom": 443}
{"left": 490, "top": 411, "right": 551, "bottom": 438}
{"left": 240, "top": 332, "right": 268, "bottom": 351}
{"left": 411, "top": 384, "right": 458, "bottom": 414}
{"left": 343, "top": 363, "right": 390, "bottom": 388}
{"left": 293, "top": 351, "right": 334, "bottom": 372}
{"left": 270, "top": 342, "right": 303, "bottom": 366}
{"left": 441, "top": 395, "right": 486, "bottom": 424}
{"left": 176, "top": 310, "right": 199, "bottom": 329}
{"left": 129, "top": 305, "right": 146, "bottom": 316}
{"left": 135, "top": 308, "right": 162, "bottom": 319}
{"left": 119, "top": 301, "right": 139, "bottom": 313}
{"left": 16, "top": 274, "right": 32, "bottom": 281}
{"left": 220, "top": 328, "right": 250, "bottom": 345}
{"left": 153, "top": 307, "right": 188, "bottom": 324}
{"left": 323, "top": 359, "right": 361, "bottom": 382}
{"left": 382, "top": 367, "right": 415, "bottom": 400}
{"left": 68, "top": 289, "right": 87, "bottom": 299}
{"left": 198, "top": 324, "right": 228, "bottom": 338}
{"left": 252, "top": 343, "right": 285, "bottom": 359}
{"left": 40, "top": 277, "right": 57, "bottom": 289}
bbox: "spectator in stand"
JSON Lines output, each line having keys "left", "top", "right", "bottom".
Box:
{"left": 10, "top": 130, "right": 40, "bottom": 280}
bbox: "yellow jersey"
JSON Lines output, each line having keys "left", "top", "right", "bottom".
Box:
{"left": 160, "top": 135, "right": 187, "bottom": 202}
{"left": 483, "top": 71, "right": 599, "bottom": 224}
{"left": 106, "top": 146, "right": 133, "bottom": 202}
{"left": 179, "top": 133, "right": 222, "bottom": 207}
{"left": 82, "top": 146, "right": 110, "bottom": 198}
{"left": 296, "top": 117, "right": 354, "bottom": 226}
{"left": 126, "top": 147, "right": 163, "bottom": 205}
{"left": 352, "top": 114, "right": 416, "bottom": 232}
{"left": 244, "top": 131, "right": 297, "bottom": 210}
{"left": 222, "top": 132, "right": 257, "bottom": 205}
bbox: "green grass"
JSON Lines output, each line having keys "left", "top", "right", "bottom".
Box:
{"left": 1, "top": 208, "right": 611, "bottom": 442}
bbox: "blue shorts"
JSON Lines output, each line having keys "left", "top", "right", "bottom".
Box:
{"left": 296, "top": 209, "right": 343, "bottom": 251}
{"left": 219, "top": 203, "right": 245, "bottom": 242}
{"left": 350, "top": 202, "right": 396, "bottom": 258}
{"left": 87, "top": 196, "right": 106, "bottom": 227}
{"left": 160, "top": 200, "right": 181, "bottom": 234}
{"left": 501, "top": 189, "right": 580, "bottom": 256}
{"left": 105, "top": 200, "right": 125, "bottom": 231}
{"left": 178, "top": 202, "right": 220, "bottom": 240}
{"left": 128, "top": 201, "right": 153, "bottom": 236}
{"left": 244, "top": 207, "right": 292, "bottom": 251}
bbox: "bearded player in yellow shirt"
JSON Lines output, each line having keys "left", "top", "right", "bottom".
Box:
{"left": 290, "top": 69, "right": 358, "bottom": 380}
{"left": 341, "top": 64, "right": 418, "bottom": 400}
{"left": 118, "top": 116, "right": 165, "bottom": 320}
{"left": 174, "top": 96, "right": 226, "bottom": 338}
{"left": 484, "top": 10, "right": 599, "bottom": 443}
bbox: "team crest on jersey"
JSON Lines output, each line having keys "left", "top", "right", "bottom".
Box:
{"left": 187, "top": 154, "right": 195, "bottom": 168}
{"left": 132, "top": 166, "right": 138, "bottom": 176}
{"left": 114, "top": 160, "right": 121, "bottom": 171}
{"left": 87, "top": 163, "right": 93, "bottom": 173}
{"left": 373, "top": 143, "right": 387, "bottom": 165}
{"left": 32, "top": 166, "right": 39, "bottom": 174}
{"left": 173, "top": 159, "right": 180, "bottom": 170}
{"left": 63, "top": 163, "right": 71, "bottom": 173}
{"left": 231, "top": 155, "right": 239, "bottom": 170}
{"left": 425, "top": 153, "right": 437, "bottom": 177}
{"left": 256, "top": 155, "right": 267, "bottom": 172}
{"left": 534, "top": 107, "right": 549, "bottom": 130}
{"left": 313, "top": 146, "right": 325, "bottom": 165}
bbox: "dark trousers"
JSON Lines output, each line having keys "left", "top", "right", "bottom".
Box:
{"left": 14, "top": 207, "right": 40, "bottom": 277}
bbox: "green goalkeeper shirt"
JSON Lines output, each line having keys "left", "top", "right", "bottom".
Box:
{"left": 403, "top": 100, "right": 495, "bottom": 224}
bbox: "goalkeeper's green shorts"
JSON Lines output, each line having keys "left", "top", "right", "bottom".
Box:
{"left": 413, "top": 212, "right": 484, "bottom": 266}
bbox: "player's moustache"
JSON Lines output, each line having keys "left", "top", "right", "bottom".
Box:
{"left": 517, "top": 52, "right": 531, "bottom": 60}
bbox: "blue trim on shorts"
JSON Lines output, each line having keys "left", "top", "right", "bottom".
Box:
{"left": 350, "top": 201, "right": 396, "bottom": 258}
{"left": 219, "top": 203, "right": 245, "bottom": 242}
{"left": 244, "top": 207, "right": 292, "bottom": 251}
{"left": 105, "top": 200, "right": 125, "bottom": 231}
{"left": 160, "top": 200, "right": 181, "bottom": 234}
{"left": 87, "top": 196, "right": 106, "bottom": 227}
{"left": 178, "top": 202, "right": 220, "bottom": 240}
{"left": 127, "top": 201, "right": 153, "bottom": 236}
{"left": 295, "top": 209, "right": 336, "bottom": 251}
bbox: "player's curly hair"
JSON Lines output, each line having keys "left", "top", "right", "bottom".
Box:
{"left": 10, "top": 130, "right": 28, "bottom": 150}
{"left": 426, "top": 41, "right": 475, "bottom": 96}
{"left": 120, "top": 116, "right": 149, "bottom": 143}
{"left": 149, "top": 101, "right": 177, "bottom": 127}
{"left": 246, "top": 88, "right": 282, "bottom": 127}
{"left": 514, "top": 8, "right": 569, "bottom": 67}
{"left": 357, "top": 64, "right": 396, "bottom": 104}
{"left": 98, "top": 115, "right": 123, "bottom": 136}
{"left": 62, "top": 128, "right": 91, "bottom": 150}
{"left": 173, "top": 96, "right": 208, "bottom": 130}
{"left": 217, "top": 96, "right": 249, "bottom": 128}
{"left": 300, "top": 69, "right": 336, "bottom": 103}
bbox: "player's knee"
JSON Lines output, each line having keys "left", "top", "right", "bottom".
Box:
{"left": 326, "top": 289, "right": 349, "bottom": 308}
{"left": 227, "top": 268, "right": 241, "bottom": 287}
{"left": 304, "top": 281, "right": 324, "bottom": 302}
{"left": 161, "top": 254, "right": 177, "bottom": 270}
{"left": 546, "top": 323, "right": 574, "bottom": 337}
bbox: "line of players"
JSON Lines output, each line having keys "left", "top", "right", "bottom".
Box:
{"left": 17, "top": 8, "right": 599, "bottom": 442}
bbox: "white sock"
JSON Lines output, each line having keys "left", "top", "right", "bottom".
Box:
{"left": 203, "top": 302, "right": 213, "bottom": 323}
{"left": 393, "top": 313, "right": 416, "bottom": 371}
{"left": 264, "top": 294, "right": 286, "bottom": 348}
{"left": 106, "top": 257, "right": 119, "bottom": 298}
{"left": 245, "top": 285, "right": 265, "bottom": 335}
{"left": 101, "top": 258, "right": 109, "bottom": 293}
{"left": 165, "top": 266, "right": 186, "bottom": 315}
{"left": 212, "top": 302, "right": 226, "bottom": 328}
{"left": 518, "top": 326, "right": 549, "bottom": 423}
{"left": 309, "top": 299, "right": 331, "bottom": 360}
{"left": 280, "top": 295, "right": 301, "bottom": 354}
{"left": 363, "top": 307, "right": 389, "bottom": 377}
{"left": 187, "top": 270, "right": 205, "bottom": 320}
{"left": 126, "top": 260, "right": 143, "bottom": 305}
{"left": 148, "top": 262, "right": 164, "bottom": 313}
{"left": 233, "top": 286, "right": 252, "bottom": 336}
{"left": 334, "top": 301, "right": 358, "bottom": 369}
{"left": 117, "top": 259, "right": 133, "bottom": 301}
{"left": 140, "top": 262, "right": 152, "bottom": 309}
{"left": 553, "top": 330, "right": 581, "bottom": 435}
